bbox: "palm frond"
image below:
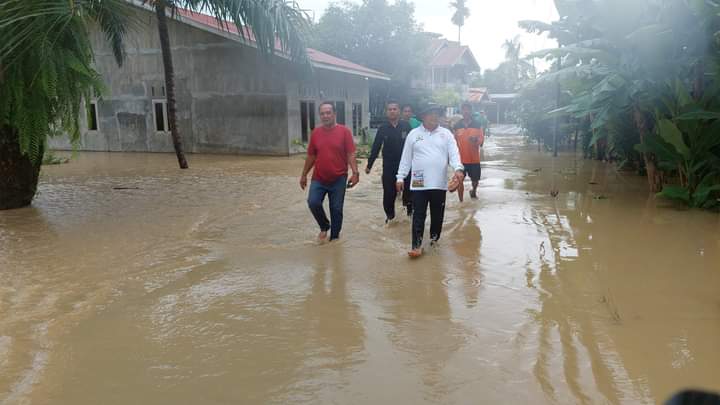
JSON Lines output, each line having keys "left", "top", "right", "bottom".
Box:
{"left": 0, "top": 0, "right": 128, "bottom": 163}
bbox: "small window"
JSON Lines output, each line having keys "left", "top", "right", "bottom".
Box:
{"left": 335, "top": 101, "right": 346, "bottom": 125}
{"left": 153, "top": 100, "right": 169, "bottom": 132}
{"left": 88, "top": 101, "right": 98, "bottom": 131}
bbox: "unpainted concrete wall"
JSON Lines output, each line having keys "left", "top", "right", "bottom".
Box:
{"left": 52, "top": 6, "right": 291, "bottom": 155}
{"left": 50, "top": 5, "right": 372, "bottom": 156}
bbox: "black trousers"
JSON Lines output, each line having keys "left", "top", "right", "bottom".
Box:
{"left": 411, "top": 190, "right": 446, "bottom": 249}
{"left": 381, "top": 165, "right": 412, "bottom": 219}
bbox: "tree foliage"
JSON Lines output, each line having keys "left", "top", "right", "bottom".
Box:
{"left": 520, "top": 0, "right": 720, "bottom": 208}
{"left": 311, "top": 0, "right": 430, "bottom": 115}
{"left": 475, "top": 37, "right": 535, "bottom": 93}
{"left": 0, "top": 0, "right": 133, "bottom": 163}
{"left": 450, "top": 0, "right": 470, "bottom": 43}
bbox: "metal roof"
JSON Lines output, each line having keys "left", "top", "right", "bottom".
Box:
{"left": 134, "top": 5, "right": 390, "bottom": 81}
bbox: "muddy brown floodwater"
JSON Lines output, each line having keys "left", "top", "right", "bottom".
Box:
{"left": 1, "top": 128, "right": 719, "bottom": 405}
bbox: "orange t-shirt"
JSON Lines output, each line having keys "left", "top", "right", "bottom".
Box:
{"left": 453, "top": 120, "right": 484, "bottom": 164}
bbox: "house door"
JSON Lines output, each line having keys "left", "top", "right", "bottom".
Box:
{"left": 300, "top": 101, "right": 315, "bottom": 142}
{"left": 335, "top": 101, "right": 346, "bottom": 125}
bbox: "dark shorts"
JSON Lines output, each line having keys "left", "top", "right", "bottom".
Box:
{"left": 463, "top": 163, "right": 481, "bottom": 182}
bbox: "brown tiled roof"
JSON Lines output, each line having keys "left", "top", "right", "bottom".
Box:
{"left": 174, "top": 8, "right": 389, "bottom": 80}
{"left": 427, "top": 38, "right": 480, "bottom": 70}
{"left": 431, "top": 46, "right": 468, "bottom": 67}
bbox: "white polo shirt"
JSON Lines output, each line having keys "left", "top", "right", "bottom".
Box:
{"left": 396, "top": 124, "right": 464, "bottom": 191}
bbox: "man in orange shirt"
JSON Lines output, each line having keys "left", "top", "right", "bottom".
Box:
{"left": 453, "top": 103, "right": 484, "bottom": 202}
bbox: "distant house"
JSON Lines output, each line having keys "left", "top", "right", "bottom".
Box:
{"left": 412, "top": 36, "right": 480, "bottom": 96}
{"left": 51, "top": 3, "right": 389, "bottom": 156}
{"left": 465, "top": 88, "right": 517, "bottom": 124}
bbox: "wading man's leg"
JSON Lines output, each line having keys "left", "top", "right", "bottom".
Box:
{"left": 410, "top": 190, "right": 430, "bottom": 257}
{"left": 382, "top": 171, "right": 398, "bottom": 221}
{"left": 327, "top": 176, "right": 348, "bottom": 240}
{"left": 428, "top": 190, "right": 447, "bottom": 244}
{"left": 468, "top": 164, "right": 481, "bottom": 199}
{"left": 307, "top": 181, "right": 331, "bottom": 241}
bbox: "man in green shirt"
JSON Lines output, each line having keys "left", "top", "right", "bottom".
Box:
{"left": 477, "top": 110, "right": 490, "bottom": 137}
{"left": 402, "top": 105, "right": 422, "bottom": 129}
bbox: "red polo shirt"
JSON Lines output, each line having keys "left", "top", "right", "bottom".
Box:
{"left": 308, "top": 124, "right": 356, "bottom": 185}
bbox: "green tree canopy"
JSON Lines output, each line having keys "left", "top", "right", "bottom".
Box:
{"left": 311, "top": 0, "right": 432, "bottom": 117}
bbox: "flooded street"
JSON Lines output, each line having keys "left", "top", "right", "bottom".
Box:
{"left": 1, "top": 129, "right": 719, "bottom": 404}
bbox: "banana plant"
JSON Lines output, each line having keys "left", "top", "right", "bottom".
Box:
{"left": 637, "top": 80, "right": 720, "bottom": 208}
{"left": 521, "top": 0, "right": 720, "bottom": 202}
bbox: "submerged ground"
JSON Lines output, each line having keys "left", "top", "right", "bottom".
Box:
{"left": 1, "top": 127, "right": 719, "bottom": 404}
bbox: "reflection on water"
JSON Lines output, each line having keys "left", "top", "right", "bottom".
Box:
{"left": 1, "top": 131, "right": 719, "bottom": 404}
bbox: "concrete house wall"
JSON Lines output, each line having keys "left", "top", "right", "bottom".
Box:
{"left": 286, "top": 71, "right": 370, "bottom": 151}
{"left": 52, "top": 6, "right": 373, "bottom": 156}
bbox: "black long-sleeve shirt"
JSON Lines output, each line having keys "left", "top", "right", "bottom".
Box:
{"left": 367, "top": 120, "right": 412, "bottom": 170}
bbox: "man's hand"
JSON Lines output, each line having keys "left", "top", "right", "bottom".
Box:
{"left": 396, "top": 181, "right": 404, "bottom": 193}
{"left": 349, "top": 172, "right": 360, "bottom": 188}
{"left": 365, "top": 167, "right": 371, "bottom": 175}
{"left": 300, "top": 175, "right": 308, "bottom": 190}
{"left": 448, "top": 170, "right": 465, "bottom": 192}
{"left": 454, "top": 170, "right": 465, "bottom": 184}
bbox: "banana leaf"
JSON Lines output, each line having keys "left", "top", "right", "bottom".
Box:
{"left": 657, "top": 119, "right": 691, "bottom": 159}
{"left": 657, "top": 185, "right": 691, "bottom": 204}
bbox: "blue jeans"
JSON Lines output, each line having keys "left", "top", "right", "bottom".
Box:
{"left": 307, "top": 176, "right": 347, "bottom": 240}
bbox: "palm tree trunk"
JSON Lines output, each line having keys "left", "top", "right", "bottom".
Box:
{"left": 0, "top": 126, "right": 44, "bottom": 210}
{"left": 155, "top": 1, "right": 189, "bottom": 169}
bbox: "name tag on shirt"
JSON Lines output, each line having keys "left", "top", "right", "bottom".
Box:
{"left": 411, "top": 169, "right": 425, "bottom": 188}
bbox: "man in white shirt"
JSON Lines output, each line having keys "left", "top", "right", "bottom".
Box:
{"left": 396, "top": 104, "right": 465, "bottom": 258}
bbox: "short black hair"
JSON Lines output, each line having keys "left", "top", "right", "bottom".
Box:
{"left": 402, "top": 105, "right": 413, "bottom": 111}
{"left": 461, "top": 102, "right": 473, "bottom": 110}
{"left": 386, "top": 100, "right": 401, "bottom": 108}
{"left": 319, "top": 101, "right": 335, "bottom": 113}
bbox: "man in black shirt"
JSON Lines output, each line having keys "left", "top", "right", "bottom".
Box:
{"left": 366, "top": 101, "right": 413, "bottom": 222}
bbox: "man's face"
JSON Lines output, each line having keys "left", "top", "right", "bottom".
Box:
{"left": 387, "top": 104, "right": 400, "bottom": 121}
{"left": 462, "top": 106, "right": 472, "bottom": 120}
{"left": 402, "top": 107, "right": 413, "bottom": 120}
{"left": 319, "top": 104, "right": 336, "bottom": 126}
{"left": 422, "top": 111, "right": 440, "bottom": 129}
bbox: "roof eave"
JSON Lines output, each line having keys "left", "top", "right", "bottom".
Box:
{"left": 312, "top": 62, "right": 390, "bottom": 80}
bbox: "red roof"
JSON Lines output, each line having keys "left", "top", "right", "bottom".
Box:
{"left": 176, "top": 9, "right": 389, "bottom": 79}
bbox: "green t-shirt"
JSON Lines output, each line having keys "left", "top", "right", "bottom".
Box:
{"left": 472, "top": 113, "right": 488, "bottom": 129}
{"left": 407, "top": 117, "right": 422, "bottom": 129}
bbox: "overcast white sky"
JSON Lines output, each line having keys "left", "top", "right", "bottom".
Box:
{"left": 299, "top": 0, "right": 559, "bottom": 71}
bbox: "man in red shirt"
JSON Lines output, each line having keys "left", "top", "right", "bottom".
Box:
{"left": 300, "top": 102, "right": 360, "bottom": 242}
